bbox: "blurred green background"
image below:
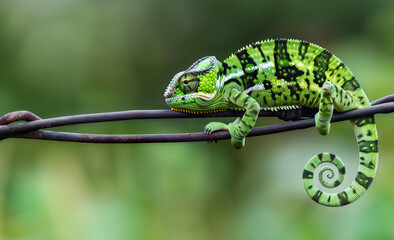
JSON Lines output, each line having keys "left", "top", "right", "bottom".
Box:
{"left": 0, "top": 0, "right": 393, "bottom": 239}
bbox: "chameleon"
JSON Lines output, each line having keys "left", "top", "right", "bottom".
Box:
{"left": 163, "top": 38, "right": 378, "bottom": 207}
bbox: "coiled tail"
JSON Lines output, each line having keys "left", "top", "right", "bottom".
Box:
{"left": 302, "top": 116, "right": 378, "bottom": 207}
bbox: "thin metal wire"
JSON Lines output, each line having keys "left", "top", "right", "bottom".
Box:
{"left": 0, "top": 107, "right": 305, "bottom": 139}
{"left": 1, "top": 94, "right": 393, "bottom": 143}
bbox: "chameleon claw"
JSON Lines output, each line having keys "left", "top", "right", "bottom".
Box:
{"left": 207, "top": 139, "right": 218, "bottom": 143}
{"left": 203, "top": 122, "right": 228, "bottom": 135}
{"left": 204, "top": 122, "right": 229, "bottom": 144}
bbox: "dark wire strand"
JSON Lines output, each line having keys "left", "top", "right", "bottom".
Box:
{"left": 2, "top": 94, "right": 393, "bottom": 143}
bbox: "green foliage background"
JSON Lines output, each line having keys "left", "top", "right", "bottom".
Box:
{"left": 0, "top": 0, "right": 393, "bottom": 239}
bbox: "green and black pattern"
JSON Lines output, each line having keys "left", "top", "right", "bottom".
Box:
{"left": 164, "top": 39, "right": 379, "bottom": 207}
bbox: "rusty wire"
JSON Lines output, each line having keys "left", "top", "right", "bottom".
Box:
{"left": 0, "top": 94, "right": 392, "bottom": 143}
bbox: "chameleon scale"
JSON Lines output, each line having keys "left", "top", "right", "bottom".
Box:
{"left": 164, "top": 38, "right": 378, "bottom": 207}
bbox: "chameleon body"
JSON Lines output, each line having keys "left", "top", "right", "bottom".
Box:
{"left": 163, "top": 39, "right": 378, "bottom": 207}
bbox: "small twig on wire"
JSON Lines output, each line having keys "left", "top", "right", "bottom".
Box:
{"left": 0, "top": 94, "right": 393, "bottom": 143}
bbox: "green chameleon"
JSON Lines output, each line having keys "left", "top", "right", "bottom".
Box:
{"left": 163, "top": 38, "right": 378, "bottom": 207}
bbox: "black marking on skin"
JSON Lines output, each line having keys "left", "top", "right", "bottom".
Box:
{"left": 241, "top": 121, "right": 254, "bottom": 129}
{"left": 354, "top": 117, "right": 375, "bottom": 127}
{"left": 317, "top": 153, "right": 323, "bottom": 161}
{"left": 243, "top": 74, "right": 257, "bottom": 90}
{"left": 288, "top": 84, "right": 302, "bottom": 101}
{"left": 252, "top": 42, "right": 268, "bottom": 63}
{"left": 249, "top": 109, "right": 259, "bottom": 115}
{"left": 350, "top": 186, "right": 357, "bottom": 194}
{"left": 331, "top": 62, "right": 345, "bottom": 73}
{"left": 329, "top": 153, "right": 335, "bottom": 161}
{"left": 304, "top": 79, "right": 311, "bottom": 89}
{"left": 228, "top": 90, "right": 233, "bottom": 98}
{"left": 312, "top": 49, "right": 333, "bottom": 87}
{"left": 360, "top": 161, "right": 375, "bottom": 170}
{"left": 234, "top": 93, "right": 242, "bottom": 102}
{"left": 261, "top": 96, "right": 267, "bottom": 105}
{"left": 333, "top": 180, "right": 341, "bottom": 187}
{"left": 338, "top": 166, "right": 346, "bottom": 174}
{"left": 273, "top": 39, "right": 304, "bottom": 83}
{"left": 262, "top": 80, "right": 272, "bottom": 90}
{"left": 241, "top": 98, "right": 249, "bottom": 106}
{"left": 327, "top": 195, "right": 331, "bottom": 202}
{"left": 311, "top": 190, "right": 323, "bottom": 202}
{"left": 239, "top": 129, "right": 248, "bottom": 135}
{"left": 311, "top": 163, "right": 316, "bottom": 168}
{"left": 337, "top": 191, "right": 350, "bottom": 205}
{"left": 356, "top": 171, "right": 373, "bottom": 190}
{"left": 367, "top": 130, "right": 372, "bottom": 136}
{"left": 271, "top": 92, "right": 277, "bottom": 101}
{"left": 298, "top": 41, "right": 309, "bottom": 60}
{"left": 224, "top": 79, "right": 243, "bottom": 87}
{"left": 342, "top": 77, "right": 360, "bottom": 91}
{"left": 221, "top": 62, "right": 230, "bottom": 76}
{"left": 358, "top": 140, "right": 378, "bottom": 153}
{"left": 235, "top": 49, "right": 258, "bottom": 89}
{"left": 328, "top": 62, "right": 345, "bottom": 82}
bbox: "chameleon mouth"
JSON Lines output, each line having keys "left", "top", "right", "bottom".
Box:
{"left": 165, "top": 91, "right": 217, "bottom": 103}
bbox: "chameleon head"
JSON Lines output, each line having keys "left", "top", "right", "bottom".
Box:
{"left": 164, "top": 56, "right": 226, "bottom": 113}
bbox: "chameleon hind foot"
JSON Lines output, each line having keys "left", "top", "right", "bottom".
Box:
{"left": 315, "top": 82, "right": 335, "bottom": 136}
{"left": 228, "top": 122, "right": 245, "bottom": 149}
{"left": 315, "top": 112, "right": 331, "bottom": 135}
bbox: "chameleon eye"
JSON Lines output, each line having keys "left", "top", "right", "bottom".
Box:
{"left": 173, "top": 90, "right": 177, "bottom": 95}
{"left": 179, "top": 74, "right": 199, "bottom": 94}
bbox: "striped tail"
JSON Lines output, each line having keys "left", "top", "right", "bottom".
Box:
{"left": 302, "top": 116, "right": 378, "bottom": 207}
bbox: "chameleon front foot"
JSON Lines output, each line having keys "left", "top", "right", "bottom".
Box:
{"left": 204, "top": 120, "right": 245, "bottom": 148}
{"left": 204, "top": 122, "right": 228, "bottom": 134}
{"left": 204, "top": 122, "right": 228, "bottom": 143}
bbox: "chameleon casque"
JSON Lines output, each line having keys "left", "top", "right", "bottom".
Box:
{"left": 163, "top": 38, "right": 378, "bottom": 207}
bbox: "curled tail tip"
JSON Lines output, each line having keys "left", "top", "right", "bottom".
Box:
{"left": 302, "top": 152, "right": 369, "bottom": 207}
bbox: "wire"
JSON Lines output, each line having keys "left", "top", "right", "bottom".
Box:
{"left": 1, "top": 94, "right": 393, "bottom": 143}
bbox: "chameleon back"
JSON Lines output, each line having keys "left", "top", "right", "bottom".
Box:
{"left": 220, "top": 39, "right": 370, "bottom": 110}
